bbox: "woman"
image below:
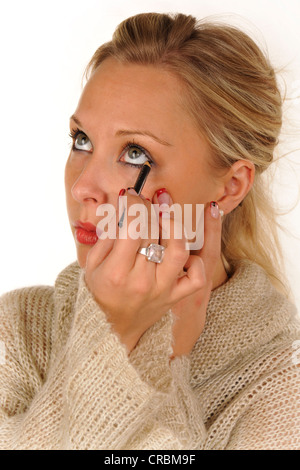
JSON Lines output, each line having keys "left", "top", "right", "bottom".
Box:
{"left": 0, "top": 12, "right": 299, "bottom": 450}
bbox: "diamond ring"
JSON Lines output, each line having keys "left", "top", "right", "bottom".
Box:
{"left": 137, "top": 243, "right": 165, "bottom": 263}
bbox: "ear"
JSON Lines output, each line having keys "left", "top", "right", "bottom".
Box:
{"left": 217, "top": 160, "right": 255, "bottom": 214}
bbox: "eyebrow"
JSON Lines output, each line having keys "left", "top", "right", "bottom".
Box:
{"left": 70, "top": 114, "right": 84, "bottom": 128}
{"left": 115, "top": 129, "right": 172, "bottom": 147}
{"left": 70, "top": 114, "right": 172, "bottom": 147}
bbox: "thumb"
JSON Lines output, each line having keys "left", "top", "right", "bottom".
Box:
{"left": 152, "top": 188, "right": 184, "bottom": 246}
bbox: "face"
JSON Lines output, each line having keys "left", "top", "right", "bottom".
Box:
{"left": 65, "top": 58, "right": 223, "bottom": 267}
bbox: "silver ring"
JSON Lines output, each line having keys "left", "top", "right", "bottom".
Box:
{"left": 137, "top": 243, "right": 165, "bottom": 263}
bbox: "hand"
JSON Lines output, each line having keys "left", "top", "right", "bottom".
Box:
{"left": 84, "top": 188, "right": 206, "bottom": 353}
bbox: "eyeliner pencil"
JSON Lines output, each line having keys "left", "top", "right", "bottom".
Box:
{"left": 118, "top": 161, "right": 152, "bottom": 228}
{"left": 133, "top": 161, "right": 152, "bottom": 195}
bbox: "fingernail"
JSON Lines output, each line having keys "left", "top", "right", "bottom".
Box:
{"left": 127, "top": 187, "right": 138, "bottom": 196}
{"left": 118, "top": 189, "right": 127, "bottom": 227}
{"left": 157, "top": 189, "right": 171, "bottom": 219}
{"left": 159, "top": 203, "right": 170, "bottom": 219}
{"left": 210, "top": 201, "right": 220, "bottom": 219}
{"left": 117, "top": 189, "right": 126, "bottom": 210}
{"left": 156, "top": 188, "right": 170, "bottom": 205}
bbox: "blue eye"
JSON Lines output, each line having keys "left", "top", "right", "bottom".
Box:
{"left": 69, "top": 128, "right": 93, "bottom": 152}
{"left": 119, "top": 143, "right": 153, "bottom": 167}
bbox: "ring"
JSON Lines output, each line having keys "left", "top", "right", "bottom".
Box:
{"left": 137, "top": 243, "right": 165, "bottom": 263}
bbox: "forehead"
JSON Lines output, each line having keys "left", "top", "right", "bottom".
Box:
{"left": 75, "top": 58, "right": 186, "bottom": 135}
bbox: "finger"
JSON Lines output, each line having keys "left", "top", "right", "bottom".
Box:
{"left": 133, "top": 197, "right": 160, "bottom": 272}
{"left": 170, "top": 254, "right": 206, "bottom": 303}
{"left": 199, "top": 202, "right": 223, "bottom": 280}
{"left": 87, "top": 190, "right": 143, "bottom": 274}
{"left": 152, "top": 189, "right": 190, "bottom": 281}
{"left": 108, "top": 189, "right": 152, "bottom": 272}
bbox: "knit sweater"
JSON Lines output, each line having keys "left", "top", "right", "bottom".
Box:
{"left": 0, "top": 261, "right": 299, "bottom": 450}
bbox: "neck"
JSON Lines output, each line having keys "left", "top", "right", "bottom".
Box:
{"left": 190, "top": 249, "right": 229, "bottom": 291}
{"left": 212, "top": 257, "right": 228, "bottom": 290}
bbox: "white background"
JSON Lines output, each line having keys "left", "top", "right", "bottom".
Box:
{"left": 0, "top": 0, "right": 299, "bottom": 312}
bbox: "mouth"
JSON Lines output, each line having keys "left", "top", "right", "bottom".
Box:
{"left": 73, "top": 220, "right": 99, "bottom": 245}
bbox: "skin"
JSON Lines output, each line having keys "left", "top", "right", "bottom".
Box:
{"left": 65, "top": 58, "right": 255, "bottom": 355}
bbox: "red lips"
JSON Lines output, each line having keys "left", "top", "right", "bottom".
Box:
{"left": 74, "top": 220, "right": 98, "bottom": 245}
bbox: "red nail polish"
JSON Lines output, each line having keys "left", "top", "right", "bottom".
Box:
{"left": 157, "top": 188, "right": 170, "bottom": 206}
{"left": 156, "top": 188, "right": 167, "bottom": 197}
{"left": 119, "top": 188, "right": 126, "bottom": 196}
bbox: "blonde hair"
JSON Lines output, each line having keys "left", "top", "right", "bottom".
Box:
{"left": 85, "top": 12, "right": 288, "bottom": 294}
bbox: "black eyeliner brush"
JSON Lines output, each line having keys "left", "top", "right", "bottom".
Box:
{"left": 119, "top": 162, "right": 152, "bottom": 228}
{"left": 132, "top": 161, "right": 152, "bottom": 195}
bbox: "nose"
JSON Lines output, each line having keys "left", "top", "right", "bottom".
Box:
{"left": 70, "top": 156, "right": 109, "bottom": 206}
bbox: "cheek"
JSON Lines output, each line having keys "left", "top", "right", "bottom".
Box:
{"left": 171, "top": 167, "right": 216, "bottom": 204}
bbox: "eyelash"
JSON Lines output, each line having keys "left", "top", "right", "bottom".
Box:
{"left": 119, "top": 140, "right": 154, "bottom": 168}
{"left": 69, "top": 128, "right": 154, "bottom": 167}
{"left": 69, "top": 127, "right": 85, "bottom": 148}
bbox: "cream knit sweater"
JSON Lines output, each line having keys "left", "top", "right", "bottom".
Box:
{"left": 0, "top": 260, "right": 299, "bottom": 450}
